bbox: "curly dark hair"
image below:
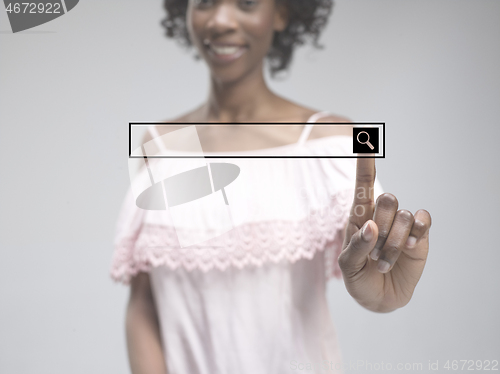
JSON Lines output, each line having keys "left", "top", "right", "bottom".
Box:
{"left": 161, "top": 0, "right": 334, "bottom": 78}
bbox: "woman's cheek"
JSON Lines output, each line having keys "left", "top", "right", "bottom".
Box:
{"left": 186, "top": 10, "right": 205, "bottom": 48}
{"left": 245, "top": 18, "right": 275, "bottom": 54}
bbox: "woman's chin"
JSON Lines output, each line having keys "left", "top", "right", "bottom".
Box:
{"left": 197, "top": 52, "right": 256, "bottom": 83}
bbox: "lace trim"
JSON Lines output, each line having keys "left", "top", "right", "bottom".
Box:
{"left": 110, "top": 189, "right": 353, "bottom": 284}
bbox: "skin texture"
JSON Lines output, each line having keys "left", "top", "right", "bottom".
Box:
{"left": 126, "top": 0, "right": 433, "bottom": 372}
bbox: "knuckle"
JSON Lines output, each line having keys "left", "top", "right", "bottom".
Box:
{"left": 396, "top": 209, "right": 414, "bottom": 223}
{"left": 378, "top": 256, "right": 395, "bottom": 266}
{"left": 348, "top": 230, "right": 364, "bottom": 252}
{"left": 377, "top": 229, "right": 390, "bottom": 239}
{"left": 338, "top": 252, "right": 348, "bottom": 269}
{"left": 356, "top": 173, "right": 375, "bottom": 184}
{"left": 413, "top": 220, "right": 427, "bottom": 234}
{"left": 383, "top": 243, "right": 401, "bottom": 257}
{"left": 377, "top": 193, "right": 399, "bottom": 209}
{"left": 379, "top": 249, "right": 400, "bottom": 265}
{"left": 382, "top": 192, "right": 398, "bottom": 204}
{"left": 416, "top": 209, "right": 432, "bottom": 227}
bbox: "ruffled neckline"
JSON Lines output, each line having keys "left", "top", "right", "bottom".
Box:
{"left": 111, "top": 134, "right": 357, "bottom": 284}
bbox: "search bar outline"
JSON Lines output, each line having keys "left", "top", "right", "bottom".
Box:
{"left": 129, "top": 122, "right": 385, "bottom": 158}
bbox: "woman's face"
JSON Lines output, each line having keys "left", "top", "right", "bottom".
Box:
{"left": 186, "top": 0, "right": 287, "bottom": 83}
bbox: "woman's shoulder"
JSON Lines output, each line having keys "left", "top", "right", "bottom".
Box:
{"left": 306, "top": 110, "right": 353, "bottom": 139}
{"left": 274, "top": 101, "right": 352, "bottom": 138}
{"left": 140, "top": 110, "right": 197, "bottom": 145}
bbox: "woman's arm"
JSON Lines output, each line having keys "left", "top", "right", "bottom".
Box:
{"left": 126, "top": 272, "right": 168, "bottom": 374}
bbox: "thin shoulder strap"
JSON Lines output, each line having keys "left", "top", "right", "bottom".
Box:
{"left": 147, "top": 125, "right": 168, "bottom": 153}
{"left": 296, "top": 110, "right": 333, "bottom": 146}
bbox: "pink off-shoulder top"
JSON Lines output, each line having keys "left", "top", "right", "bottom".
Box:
{"left": 110, "top": 111, "right": 384, "bottom": 374}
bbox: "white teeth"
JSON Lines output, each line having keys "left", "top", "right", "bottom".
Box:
{"left": 210, "top": 46, "right": 243, "bottom": 55}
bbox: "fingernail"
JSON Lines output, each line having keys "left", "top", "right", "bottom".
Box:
{"left": 370, "top": 248, "right": 380, "bottom": 261}
{"left": 377, "top": 260, "right": 391, "bottom": 273}
{"left": 361, "top": 222, "right": 373, "bottom": 242}
{"left": 406, "top": 236, "right": 417, "bottom": 247}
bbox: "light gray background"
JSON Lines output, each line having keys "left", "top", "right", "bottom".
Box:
{"left": 1, "top": 0, "right": 499, "bottom": 373}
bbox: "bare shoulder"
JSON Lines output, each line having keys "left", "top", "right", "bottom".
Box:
{"left": 276, "top": 102, "right": 353, "bottom": 140}
{"left": 140, "top": 110, "right": 198, "bottom": 145}
{"left": 308, "top": 113, "right": 353, "bottom": 139}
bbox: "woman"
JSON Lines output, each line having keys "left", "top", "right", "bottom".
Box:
{"left": 110, "top": 0, "right": 432, "bottom": 373}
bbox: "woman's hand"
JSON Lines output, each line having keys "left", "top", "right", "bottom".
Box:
{"left": 338, "top": 157, "right": 432, "bottom": 313}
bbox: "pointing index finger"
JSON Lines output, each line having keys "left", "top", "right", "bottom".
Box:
{"left": 349, "top": 156, "right": 376, "bottom": 226}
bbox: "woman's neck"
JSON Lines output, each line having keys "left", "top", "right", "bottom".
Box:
{"left": 204, "top": 64, "right": 279, "bottom": 123}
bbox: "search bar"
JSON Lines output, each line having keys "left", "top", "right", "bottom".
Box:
{"left": 129, "top": 122, "right": 385, "bottom": 158}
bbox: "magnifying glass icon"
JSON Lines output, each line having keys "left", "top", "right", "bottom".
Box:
{"left": 356, "top": 131, "right": 374, "bottom": 150}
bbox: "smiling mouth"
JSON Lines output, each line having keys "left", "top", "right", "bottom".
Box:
{"left": 209, "top": 45, "right": 245, "bottom": 55}
{"left": 205, "top": 42, "right": 248, "bottom": 63}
